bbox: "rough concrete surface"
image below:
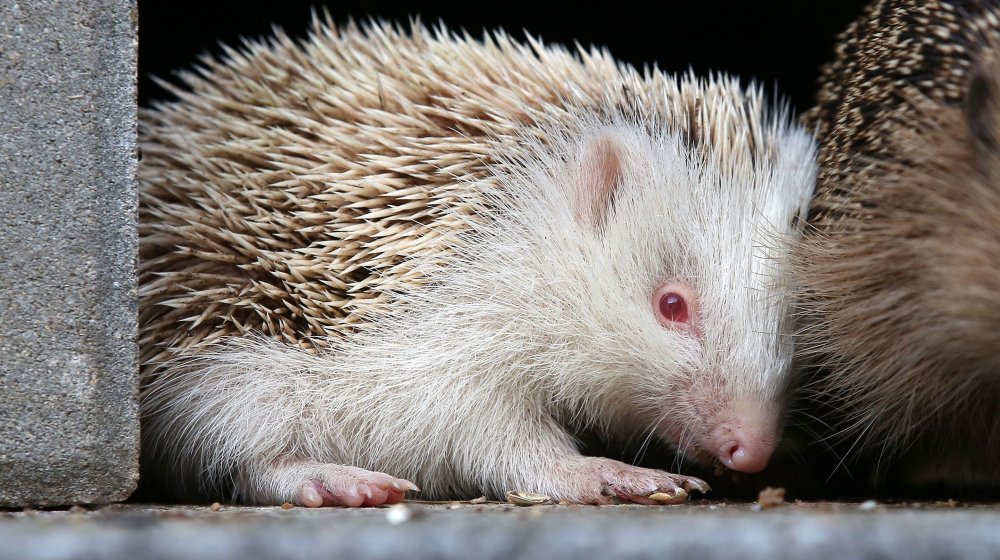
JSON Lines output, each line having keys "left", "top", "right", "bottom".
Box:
{"left": 2, "top": 501, "right": 999, "bottom": 560}
{"left": 0, "top": 0, "right": 139, "bottom": 506}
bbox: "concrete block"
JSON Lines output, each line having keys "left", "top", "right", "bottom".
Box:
{"left": 0, "top": 0, "right": 139, "bottom": 506}
{"left": 1, "top": 504, "right": 1000, "bottom": 559}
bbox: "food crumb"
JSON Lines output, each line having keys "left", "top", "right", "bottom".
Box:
{"left": 858, "top": 500, "right": 878, "bottom": 512}
{"left": 279, "top": 502, "right": 295, "bottom": 510}
{"left": 469, "top": 496, "right": 488, "bottom": 505}
{"left": 209, "top": 502, "right": 222, "bottom": 512}
{"left": 506, "top": 490, "right": 551, "bottom": 506}
{"left": 755, "top": 487, "right": 785, "bottom": 509}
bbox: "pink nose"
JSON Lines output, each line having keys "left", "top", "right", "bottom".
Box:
{"left": 713, "top": 428, "right": 775, "bottom": 473}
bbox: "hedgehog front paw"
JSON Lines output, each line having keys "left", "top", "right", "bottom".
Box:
{"left": 554, "top": 457, "right": 709, "bottom": 505}
{"left": 271, "top": 460, "right": 419, "bottom": 507}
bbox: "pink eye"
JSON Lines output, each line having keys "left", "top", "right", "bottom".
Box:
{"left": 652, "top": 283, "right": 698, "bottom": 334}
{"left": 658, "top": 292, "right": 689, "bottom": 324}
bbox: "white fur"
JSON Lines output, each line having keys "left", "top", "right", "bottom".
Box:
{"left": 142, "top": 99, "right": 816, "bottom": 502}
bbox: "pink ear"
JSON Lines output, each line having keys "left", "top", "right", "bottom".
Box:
{"left": 574, "top": 134, "right": 625, "bottom": 229}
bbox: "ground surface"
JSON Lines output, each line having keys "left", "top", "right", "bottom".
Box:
{"left": 3, "top": 499, "right": 999, "bottom": 559}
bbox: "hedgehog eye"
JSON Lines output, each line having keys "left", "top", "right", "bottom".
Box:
{"left": 658, "top": 293, "right": 689, "bottom": 324}
{"left": 652, "top": 283, "right": 697, "bottom": 333}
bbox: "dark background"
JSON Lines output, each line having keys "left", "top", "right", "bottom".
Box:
{"left": 138, "top": 1, "right": 870, "bottom": 113}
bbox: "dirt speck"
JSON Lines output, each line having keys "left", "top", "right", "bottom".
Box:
{"left": 755, "top": 487, "right": 786, "bottom": 509}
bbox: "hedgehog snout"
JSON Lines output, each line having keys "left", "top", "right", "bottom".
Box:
{"left": 707, "top": 410, "right": 779, "bottom": 474}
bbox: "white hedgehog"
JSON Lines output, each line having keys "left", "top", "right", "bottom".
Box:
{"left": 139, "top": 16, "right": 816, "bottom": 506}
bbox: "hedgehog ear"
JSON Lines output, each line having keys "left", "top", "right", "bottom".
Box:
{"left": 574, "top": 134, "right": 625, "bottom": 230}
{"left": 966, "top": 56, "right": 1000, "bottom": 182}
{"left": 966, "top": 63, "right": 1000, "bottom": 154}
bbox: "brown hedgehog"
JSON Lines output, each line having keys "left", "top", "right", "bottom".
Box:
{"left": 796, "top": 0, "right": 1000, "bottom": 488}
{"left": 139, "top": 16, "right": 816, "bottom": 506}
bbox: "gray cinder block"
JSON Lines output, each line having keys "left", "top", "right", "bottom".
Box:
{"left": 3, "top": 506, "right": 1000, "bottom": 560}
{"left": 0, "top": 0, "right": 139, "bottom": 506}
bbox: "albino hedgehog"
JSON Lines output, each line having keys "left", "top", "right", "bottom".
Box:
{"left": 139, "top": 17, "right": 817, "bottom": 506}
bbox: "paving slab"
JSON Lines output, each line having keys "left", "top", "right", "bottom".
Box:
{"left": 2, "top": 501, "right": 999, "bottom": 560}
{"left": 0, "top": 0, "right": 139, "bottom": 506}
